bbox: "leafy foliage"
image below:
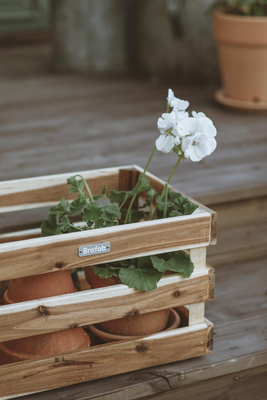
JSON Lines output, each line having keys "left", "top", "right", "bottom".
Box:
{"left": 156, "top": 190, "right": 198, "bottom": 219}
{"left": 41, "top": 173, "right": 197, "bottom": 291}
{"left": 210, "top": 0, "right": 267, "bottom": 16}
{"left": 92, "top": 251, "right": 194, "bottom": 292}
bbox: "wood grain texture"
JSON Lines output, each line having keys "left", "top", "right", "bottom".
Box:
{"left": 143, "top": 364, "right": 267, "bottom": 400}
{"left": 0, "top": 321, "right": 211, "bottom": 399}
{"left": 0, "top": 269, "right": 211, "bottom": 342}
{"left": 0, "top": 212, "right": 212, "bottom": 281}
{"left": 0, "top": 167, "right": 121, "bottom": 213}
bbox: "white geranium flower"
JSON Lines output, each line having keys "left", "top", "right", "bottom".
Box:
{"left": 178, "top": 116, "right": 217, "bottom": 139}
{"left": 172, "top": 98, "right": 190, "bottom": 111}
{"left": 192, "top": 111, "right": 217, "bottom": 137}
{"left": 182, "top": 133, "right": 217, "bottom": 162}
{"left": 167, "top": 88, "right": 189, "bottom": 111}
{"left": 177, "top": 117, "right": 199, "bottom": 137}
{"left": 156, "top": 134, "right": 175, "bottom": 153}
{"left": 157, "top": 111, "right": 177, "bottom": 135}
{"left": 167, "top": 89, "right": 175, "bottom": 106}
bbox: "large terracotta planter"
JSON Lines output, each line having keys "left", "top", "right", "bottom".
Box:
{"left": 0, "top": 271, "right": 90, "bottom": 365}
{"left": 213, "top": 11, "right": 267, "bottom": 102}
{"left": 84, "top": 266, "right": 170, "bottom": 336}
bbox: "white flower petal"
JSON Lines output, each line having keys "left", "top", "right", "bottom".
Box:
{"left": 206, "top": 138, "right": 217, "bottom": 155}
{"left": 192, "top": 111, "right": 206, "bottom": 119}
{"left": 177, "top": 117, "right": 198, "bottom": 137}
{"left": 156, "top": 135, "right": 174, "bottom": 153}
{"left": 167, "top": 88, "right": 175, "bottom": 105}
{"left": 195, "top": 143, "right": 208, "bottom": 158}
{"left": 201, "top": 122, "right": 217, "bottom": 137}
{"left": 172, "top": 98, "right": 190, "bottom": 111}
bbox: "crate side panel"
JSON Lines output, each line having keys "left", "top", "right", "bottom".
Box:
{"left": 0, "top": 270, "right": 210, "bottom": 342}
{"left": 0, "top": 323, "right": 209, "bottom": 399}
{"left": 0, "top": 167, "right": 121, "bottom": 213}
{"left": 0, "top": 214, "right": 211, "bottom": 281}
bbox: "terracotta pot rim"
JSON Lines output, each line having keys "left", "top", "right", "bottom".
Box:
{"left": 89, "top": 308, "right": 180, "bottom": 342}
{"left": 213, "top": 10, "right": 267, "bottom": 23}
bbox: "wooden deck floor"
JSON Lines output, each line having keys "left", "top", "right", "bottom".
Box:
{"left": 0, "top": 44, "right": 267, "bottom": 400}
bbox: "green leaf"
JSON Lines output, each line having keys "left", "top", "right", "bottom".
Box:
{"left": 147, "top": 189, "right": 158, "bottom": 203}
{"left": 41, "top": 214, "right": 58, "bottom": 236}
{"left": 119, "top": 265, "right": 163, "bottom": 292}
{"left": 48, "top": 198, "right": 70, "bottom": 217}
{"left": 101, "top": 184, "right": 107, "bottom": 196}
{"left": 170, "top": 210, "right": 184, "bottom": 217}
{"left": 103, "top": 204, "right": 121, "bottom": 220}
{"left": 56, "top": 215, "right": 71, "bottom": 234}
{"left": 109, "top": 190, "right": 128, "bottom": 203}
{"left": 70, "top": 194, "right": 88, "bottom": 215}
{"left": 136, "top": 256, "right": 152, "bottom": 269}
{"left": 151, "top": 252, "right": 194, "bottom": 278}
{"left": 93, "top": 266, "right": 120, "bottom": 279}
{"left": 131, "top": 176, "right": 151, "bottom": 195}
{"left": 67, "top": 176, "right": 84, "bottom": 194}
{"left": 83, "top": 203, "right": 105, "bottom": 229}
{"left": 183, "top": 202, "right": 198, "bottom": 215}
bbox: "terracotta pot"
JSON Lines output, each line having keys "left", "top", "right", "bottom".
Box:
{"left": 89, "top": 308, "right": 180, "bottom": 343}
{"left": 84, "top": 266, "right": 121, "bottom": 288}
{"left": 84, "top": 266, "right": 171, "bottom": 336}
{"left": 213, "top": 11, "right": 267, "bottom": 101}
{"left": 0, "top": 271, "right": 90, "bottom": 365}
{"left": 4, "top": 270, "right": 76, "bottom": 303}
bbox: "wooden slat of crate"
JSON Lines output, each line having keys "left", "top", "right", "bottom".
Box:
{"left": 0, "top": 319, "right": 213, "bottom": 399}
{"left": 0, "top": 268, "right": 212, "bottom": 343}
{"left": 0, "top": 212, "right": 212, "bottom": 281}
{"left": 0, "top": 166, "right": 123, "bottom": 213}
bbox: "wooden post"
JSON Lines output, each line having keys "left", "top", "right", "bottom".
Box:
{"left": 189, "top": 247, "right": 206, "bottom": 325}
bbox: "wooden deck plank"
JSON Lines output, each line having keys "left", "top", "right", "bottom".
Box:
{"left": 0, "top": 45, "right": 266, "bottom": 203}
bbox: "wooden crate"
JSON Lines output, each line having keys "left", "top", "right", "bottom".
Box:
{"left": 0, "top": 165, "right": 216, "bottom": 399}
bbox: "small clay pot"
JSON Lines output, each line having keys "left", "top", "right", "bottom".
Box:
{"left": 84, "top": 266, "right": 120, "bottom": 288}
{"left": 84, "top": 265, "right": 171, "bottom": 336}
{"left": 5, "top": 270, "right": 76, "bottom": 303}
{"left": 89, "top": 309, "right": 180, "bottom": 343}
{"left": 0, "top": 270, "right": 90, "bottom": 365}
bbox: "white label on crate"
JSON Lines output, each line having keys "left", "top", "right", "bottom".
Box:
{"left": 78, "top": 242, "right": 110, "bottom": 257}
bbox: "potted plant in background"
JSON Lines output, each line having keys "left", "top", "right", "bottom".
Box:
{"left": 212, "top": 0, "right": 267, "bottom": 110}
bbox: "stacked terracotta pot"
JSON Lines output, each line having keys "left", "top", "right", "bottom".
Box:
{"left": 0, "top": 271, "right": 90, "bottom": 365}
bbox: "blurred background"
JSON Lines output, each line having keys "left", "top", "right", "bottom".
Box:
{"left": 0, "top": 0, "right": 267, "bottom": 267}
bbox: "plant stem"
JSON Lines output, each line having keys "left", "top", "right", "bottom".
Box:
{"left": 143, "top": 145, "right": 156, "bottom": 176}
{"left": 120, "top": 194, "right": 128, "bottom": 210}
{"left": 163, "top": 183, "right": 168, "bottom": 219}
{"left": 70, "top": 223, "right": 83, "bottom": 231}
{"left": 166, "top": 155, "right": 182, "bottom": 186}
{"left": 74, "top": 175, "right": 94, "bottom": 203}
{"left": 124, "top": 145, "right": 156, "bottom": 224}
{"left": 152, "top": 155, "right": 183, "bottom": 220}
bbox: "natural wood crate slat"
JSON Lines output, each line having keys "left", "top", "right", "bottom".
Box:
{"left": 0, "top": 268, "right": 212, "bottom": 343}
{"left": 0, "top": 320, "right": 212, "bottom": 399}
{"left": 0, "top": 166, "right": 123, "bottom": 212}
{"left": 0, "top": 212, "right": 212, "bottom": 281}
